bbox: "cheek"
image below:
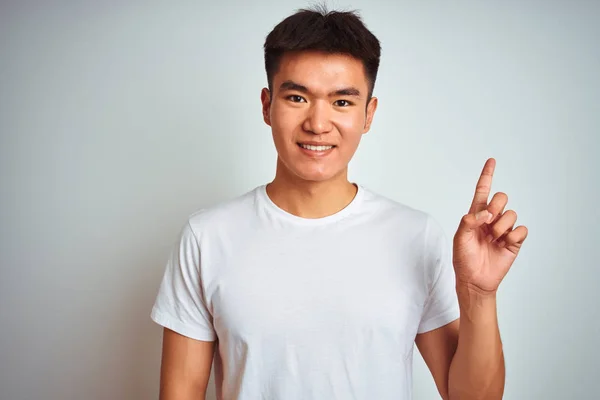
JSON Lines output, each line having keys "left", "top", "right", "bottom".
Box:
{"left": 335, "top": 113, "right": 365, "bottom": 142}
{"left": 271, "top": 103, "right": 300, "bottom": 131}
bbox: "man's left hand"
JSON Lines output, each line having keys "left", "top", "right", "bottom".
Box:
{"left": 452, "top": 158, "right": 528, "bottom": 295}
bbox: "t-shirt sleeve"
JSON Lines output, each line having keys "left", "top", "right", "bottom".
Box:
{"left": 417, "top": 215, "right": 460, "bottom": 334}
{"left": 150, "top": 220, "right": 217, "bottom": 341}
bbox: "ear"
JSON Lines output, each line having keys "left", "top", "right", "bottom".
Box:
{"left": 261, "top": 88, "right": 272, "bottom": 126}
{"left": 362, "top": 96, "right": 378, "bottom": 134}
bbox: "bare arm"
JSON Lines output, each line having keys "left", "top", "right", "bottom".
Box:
{"left": 159, "top": 328, "right": 216, "bottom": 400}
{"left": 415, "top": 320, "right": 459, "bottom": 400}
{"left": 415, "top": 289, "right": 505, "bottom": 400}
{"left": 448, "top": 288, "right": 504, "bottom": 400}
{"left": 416, "top": 158, "right": 526, "bottom": 398}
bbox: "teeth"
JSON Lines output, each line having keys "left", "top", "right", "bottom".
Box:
{"left": 300, "top": 144, "right": 334, "bottom": 151}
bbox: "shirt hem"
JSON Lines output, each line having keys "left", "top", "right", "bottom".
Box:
{"left": 417, "top": 308, "right": 460, "bottom": 334}
{"left": 151, "top": 307, "right": 217, "bottom": 342}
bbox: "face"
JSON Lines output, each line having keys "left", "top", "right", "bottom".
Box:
{"left": 261, "top": 50, "right": 378, "bottom": 184}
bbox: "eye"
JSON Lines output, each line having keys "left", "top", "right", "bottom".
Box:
{"left": 334, "top": 100, "right": 353, "bottom": 107}
{"left": 287, "top": 95, "right": 306, "bottom": 103}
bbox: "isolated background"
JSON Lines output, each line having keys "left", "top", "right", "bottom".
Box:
{"left": 1, "top": 1, "right": 599, "bottom": 399}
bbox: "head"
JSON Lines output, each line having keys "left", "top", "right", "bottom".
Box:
{"left": 261, "top": 6, "right": 381, "bottom": 184}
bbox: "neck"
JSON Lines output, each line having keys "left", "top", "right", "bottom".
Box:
{"left": 266, "top": 162, "right": 357, "bottom": 219}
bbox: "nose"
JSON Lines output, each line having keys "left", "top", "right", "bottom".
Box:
{"left": 302, "top": 101, "right": 333, "bottom": 135}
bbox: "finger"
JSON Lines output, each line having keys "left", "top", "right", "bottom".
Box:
{"left": 457, "top": 209, "right": 493, "bottom": 235}
{"left": 487, "top": 210, "right": 518, "bottom": 243}
{"left": 487, "top": 192, "right": 508, "bottom": 223}
{"left": 498, "top": 225, "right": 529, "bottom": 250}
{"left": 469, "top": 158, "right": 496, "bottom": 214}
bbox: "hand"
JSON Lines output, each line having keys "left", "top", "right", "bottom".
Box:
{"left": 453, "top": 158, "right": 528, "bottom": 295}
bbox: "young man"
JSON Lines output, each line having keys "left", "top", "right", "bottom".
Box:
{"left": 151, "top": 7, "right": 528, "bottom": 400}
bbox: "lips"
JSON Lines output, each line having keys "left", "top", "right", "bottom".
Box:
{"left": 298, "top": 143, "right": 335, "bottom": 151}
{"left": 297, "top": 142, "right": 336, "bottom": 157}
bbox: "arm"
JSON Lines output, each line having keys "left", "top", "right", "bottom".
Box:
{"left": 152, "top": 221, "right": 219, "bottom": 399}
{"left": 418, "top": 159, "right": 528, "bottom": 399}
{"left": 415, "top": 320, "right": 459, "bottom": 400}
{"left": 448, "top": 288, "right": 504, "bottom": 400}
{"left": 416, "top": 293, "right": 504, "bottom": 400}
{"left": 159, "top": 328, "right": 216, "bottom": 400}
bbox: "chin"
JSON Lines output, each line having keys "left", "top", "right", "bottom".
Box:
{"left": 277, "top": 155, "right": 347, "bottom": 183}
{"left": 293, "top": 167, "right": 344, "bottom": 183}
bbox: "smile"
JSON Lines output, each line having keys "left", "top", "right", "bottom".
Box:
{"left": 298, "top": 144, "right": 335, "bottom": 151}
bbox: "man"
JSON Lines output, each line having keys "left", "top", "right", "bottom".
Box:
{"left": 151, "top": 7, "right": 528, "bottom": 400}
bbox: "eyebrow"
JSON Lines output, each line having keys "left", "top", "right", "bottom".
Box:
{"left": 279, "top": 80, "right": 362, "bottom": 98}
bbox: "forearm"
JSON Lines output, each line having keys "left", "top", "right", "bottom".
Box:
{"left": 448, "top": 286, "right": 505, "bottom": 400}
{"left": 160, "top": 383, "right": 206, "bottom": 400}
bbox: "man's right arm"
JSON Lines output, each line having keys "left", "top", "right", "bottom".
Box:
{"left": 159, "top": 328, "right": 216, "bottom": 400}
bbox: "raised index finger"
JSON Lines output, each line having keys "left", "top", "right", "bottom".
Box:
{"left": 469, "top": 158, "right": 496, "bottom": 214}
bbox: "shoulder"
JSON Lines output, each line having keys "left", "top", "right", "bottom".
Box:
{"left": 358, "top": 186, "right": 450, "bottom": 284}
{"left": 358, "top": 185, "right": 449, "bottom": 253}
{"left": 359, "top": 185, "right": 434, "bottom": 229}
{"left": 185, "top": 186, "right": 260, "bottom": 237}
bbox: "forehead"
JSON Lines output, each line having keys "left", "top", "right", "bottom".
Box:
{"left": 273, "top": 51, "right": 368, "bottom": 92}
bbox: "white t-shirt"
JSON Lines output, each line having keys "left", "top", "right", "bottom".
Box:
{"left": 151, "top": 184, "right": 459, "bottom": 400}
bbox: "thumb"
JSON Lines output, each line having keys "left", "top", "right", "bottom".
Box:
{"left": 458, "top": 209, "right": 492, "bottom": 235}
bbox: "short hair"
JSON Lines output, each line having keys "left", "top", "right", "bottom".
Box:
{"left": 264, "top": 5, "right": 381, "bottom": 100}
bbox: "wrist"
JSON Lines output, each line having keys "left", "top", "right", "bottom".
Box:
{"left": 456, "top": 283, "right": 498, "bottom": 322}
{"left": 456, "top": 281, "right": 498, "bottom": 299}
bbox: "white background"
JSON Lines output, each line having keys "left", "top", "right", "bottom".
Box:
{"left": 1, "top": 1, "right": 598, "bottom": 399}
